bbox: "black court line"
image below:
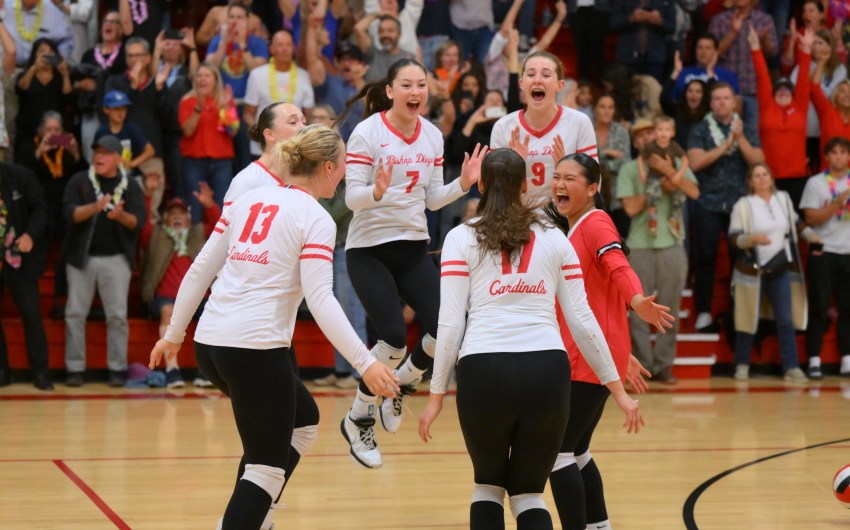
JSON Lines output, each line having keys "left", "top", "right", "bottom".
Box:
{"left": 682, "top": 437, "right": 850, "bottom": 529}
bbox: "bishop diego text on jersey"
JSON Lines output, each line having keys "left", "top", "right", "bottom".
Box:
{"left": 489, "top": 278, "right": 548, "bottom": 296}
{"left": 229, "top": 246, "right": 270, "bottom": 265}
{"left": 384, "top": 154, "right": 436, "bottom": 167}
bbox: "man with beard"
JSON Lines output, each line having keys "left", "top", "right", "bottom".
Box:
{"left": 354, "top": 13, "right": 415, "bottom": 83}
{"left": 140, "top": 183, "right": 220, "bottom": 388}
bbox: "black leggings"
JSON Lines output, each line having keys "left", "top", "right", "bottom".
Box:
{"left": 347, "top": 240, "right": 441, "bottom": 394}
{"left": 456, "top": 350, "right": 571, "bottom": 496}
{"left": 195, "top": 342, "right": 319, "bottom": 529}
{"left": 550, "top": 381, "right": 611, "bottom": 530}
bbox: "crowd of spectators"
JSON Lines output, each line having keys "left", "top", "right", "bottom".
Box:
{"left": 0, "top": 0, "right": 848, "bottom": 391}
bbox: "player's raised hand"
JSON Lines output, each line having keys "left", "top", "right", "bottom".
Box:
{"left": 372, "top": 158, "right": 393, "bottom": 201}
{"left": 508, "top": 126, "right": 530, "bottom": 159}
{"left": 460, "top": 143, "right": 489, "bottom": 191}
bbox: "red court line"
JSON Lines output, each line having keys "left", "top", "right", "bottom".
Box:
{"left": 2, "top": 444, "right": 845, "bottom": 465}
{"left": 53, "top": 459, "right": 131, "bottom": 530}
{"left": 0, "top": 384, "right": 847, "bottom": 402}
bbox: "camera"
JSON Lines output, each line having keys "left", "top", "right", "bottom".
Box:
{"left": 71, "top": 63, "right": 102, "bottom": 81}
{"left": 484, "top": 106, "right": 507, "bottom": 119}
{"left": 43, "top": 54, "right": 62, "bottom": 67}
{"left": 51, "top": 133, "right": 75, "bottom": 149}
{"left": 164, "top": 29, "right": 184, "bottom": 41}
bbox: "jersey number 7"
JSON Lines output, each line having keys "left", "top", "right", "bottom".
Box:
{"left": 239, "top": 202, "right": 280, "bottom": 244}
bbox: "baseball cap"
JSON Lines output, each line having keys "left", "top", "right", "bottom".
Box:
{"left": 104, "top": 90, "right": 132, "bottom": 109}
{"left": 164, "top": 197, "right": 189, "bottom": 212}
{"left": 91, "top": 135, "right": 122, "bottom": 154}
{"left": 774, "top": 77, "right": 794, "bottom": 94}
{"left": 631, "top": 118, "right": 654, "bottom": 138}
{"left": 335, "top": 41, "right": 365, "bottom": 63}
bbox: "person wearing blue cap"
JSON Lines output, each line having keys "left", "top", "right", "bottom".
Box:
{"left": 94, "top": 90, "right": 154, "bottom": 175}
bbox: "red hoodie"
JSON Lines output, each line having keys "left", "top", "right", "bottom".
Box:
{"left": 754, "top": 48, "right": 811, "bottom": 179}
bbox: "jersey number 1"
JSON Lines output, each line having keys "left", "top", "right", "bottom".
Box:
{"left": 500, "top": 232, "right": 536, "bottom": 274}
{"left": 239, "top": 202, "right": 280, "bottom": 244}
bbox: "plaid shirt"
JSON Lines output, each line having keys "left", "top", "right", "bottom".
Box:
{"left": 709, "top": 8, "right": 777, "bottom": 96}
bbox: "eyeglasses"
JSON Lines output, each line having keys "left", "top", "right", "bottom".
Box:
{"left": 103, "top": 19, "right": 121, "bottom": 25}
{"left": 127, "top": 53, "right": 149, "bottom": 58}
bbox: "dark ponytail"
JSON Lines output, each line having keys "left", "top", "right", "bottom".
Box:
{"left": 337, "top": 58, "right": 427, "bottom": 125}
{"left": 247, "top": 102, "right": 284, "bottom": 151}
{"left": 467, "top": 148, "right": 538, "bottom": 260}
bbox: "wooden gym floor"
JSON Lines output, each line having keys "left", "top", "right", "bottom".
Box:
{"left": 1, "top": 376, "right": 849, "bottom": 529}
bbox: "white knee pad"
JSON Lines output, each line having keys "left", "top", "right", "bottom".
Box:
{"left": 291, "top": 425, "right": 318, "bottom": 456}
{"left": 372, "top": 340, "right": 406, "bottom": 369}
{"left": 422, "top": 333, "right": 436, "bottom": 358}
{"left": 509, "top": 493, "right": 548, "bottom": 519}
{"left": 552, "top": 452, "right": 577, "bottom": 473}
{"left": 575, "top": 450, "right": 592, "bottom": 470}
{"left": 242, "top": 464, "right": 286, "bottom": 500}
{"left": 471, "top": 483, "right": 506, "bottom": 506}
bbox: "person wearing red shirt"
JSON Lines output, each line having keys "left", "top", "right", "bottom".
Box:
{"left": 178, "top": 62, "right": 239, "bottom": 224}
{"left": 547, "top": 153, "right": 674, "bottom": 530}
{"left": 811, "top": 79, "right": 850, "bottom": 161}
{"left": 751, "top": 25, "right": 814, "bottom": 209}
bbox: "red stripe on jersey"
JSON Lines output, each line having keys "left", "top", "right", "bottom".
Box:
{"left": 518, "top": 106, "right": 564, "bottom": 138}
{"left": 516, "top": 232, "right": 535, "bottom": 273}
{"left": 253, "top": 160, "right": 284, "bottom": 185}
{"left": 303, "top": 244, "right": 334, "bottom": 253}
{"left": 564, "top": 274, "right": 583, "bottom": 280}
{"left": 441, "top": 260, "right": 468, "bottom": 268}
{"left": 347, "top": 153, "right": 373, "bottom": 162}
{"left": 213, "top": 227, "right": 224, "bottom": 234}
{"left": 301, "top": 254, "right": 334, "bottom": 262}
{"left": 441, "top": 271, "right": 470, "bottom": 277}
{"left": 500, "top": 249, "right": 512, "bottom": 274}
{"left": 561, "top": 264, "right": 581, "bottom": 270}
{"left": 381, "top": 111, "right": 422, "bottom": 145}
{"left": 347, "top": 160, "right": 372, "bottom": 166}
{"left": 576, "top": 145, "right": 598, "bottom": 154}
{"left": 223, "top": 202, "right": 233, "bottom": 206}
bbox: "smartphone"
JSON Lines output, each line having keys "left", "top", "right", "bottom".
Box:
{"left": 484, "top": 106, "right": 507, "bottom": 119}
{"left": 810, "top": 242, "right": 824, "bottom": 252}
{"left": 44, "top": 54, "right": 62, "bottom": 67}
{"left": 51, "top": 133, "right": 75, "bottom": 149}
{"left": 164, "top": 28, "right": 184, "bottom": 41}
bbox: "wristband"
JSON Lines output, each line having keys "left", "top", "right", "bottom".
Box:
{"left": 188, "top": 47, "right": 197, "bottom": 52}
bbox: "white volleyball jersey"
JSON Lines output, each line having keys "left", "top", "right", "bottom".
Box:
{"left": 490, "top": 106, "right": 598, "bottom": 203}
{"left": 164, "top": 184, "right": 376, "bottom": 375}
{"left": 430, "top": 221, "right": 618, "bottom": 394}
{"left": 223, "top": 160, "right": 283, "bottom": 209}
{"left": 344, "top": 111, "right": 466, "bottom": 249}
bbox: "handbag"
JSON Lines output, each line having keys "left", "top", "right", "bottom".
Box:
{"left": 758, "top": 250, "right": 790, "bottom": 278}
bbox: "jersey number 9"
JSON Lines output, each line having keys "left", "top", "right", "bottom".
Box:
{"left": 531, "top": 163, "right": 546, "bottom": 186}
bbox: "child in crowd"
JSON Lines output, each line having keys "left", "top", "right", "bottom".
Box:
{"left": 575, "top": 79, "right": 595, "bottom": 120}
{"left": 140, "top": 179, "right": 220, "bottom": 388}
{"left": 94, "top": 90, "right": 155, "bottom": 175}
{"left": 638, "top": 115, "right": 689, "bottom": 238}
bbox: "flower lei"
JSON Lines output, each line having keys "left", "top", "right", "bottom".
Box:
{"left": 825, "top": 171, "right": 850, "bottom": 220}
{"left": 0, "top": 198, "right": 8, "bottom": 246}
{"left": 163, "top": 226, "right": 189, "bottom": 257}
{"left": 128, "top": 0, "right": 149, "bottom": 26}
{"left": 705, "top": 112, "right": 740, "bottom": 155}
{"left": 218, "top": 100, "right": 240, "bottom": 136}
{"left": 268, "top": 58, "right": 298, "bottom": 103}
{"left": 15, "top": 0, "right": 43, "bottom": 42}
{"left": 88, "top": 165, "right": 129, "bottom": 212}
{"left": 34, "top": 135, "right": 64, "bottom": 178}
{"left": 94, "top": 42, "right": 122, "bottom": 70}
{"left": 225, "top": 42, "right": 244, "bottom": 76}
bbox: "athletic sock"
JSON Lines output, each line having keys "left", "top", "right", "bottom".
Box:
{"left": 580, "top": 458, "right": 609, "bottom": 524}
{"left": 841, "top": 355, "right": 850, "bottom": 374}
{"left": 550, "top": 464, "right": 587, "bottom": 530}
{"left": 586, "top": 520, "right": 611, "bottom": 530}
{"left": 351, "top": 389, "right": 377, "bottom": 419}
{"left": 515, "top": 508, "right": 553, "bottom": 530}
{"left": 470, "top": 501, "right": 505, "bottom": 530}
{"left": 809, "top": 356, "right": 822, "bottom": 368}
{"left": 395, "top": 357, "right": 426, "bottom": 386}
{"left": 221, "top": 479, "right": 271, "bottom": 530}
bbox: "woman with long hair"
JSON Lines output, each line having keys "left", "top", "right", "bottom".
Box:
{"left": 339, "top": 58, "right": 484, "bottom": 469}
{"left": 792, "top": 29, "right": 847, "bottom": 173}
{"left": 728, "top": 162, "right": 820, "bottom": 383}
{"left": 149, "top": 125, "right": 398, "bottom": 530}
{"left": 14, "top": 38, "right": 72, "bottom": 162}
{"left": 545, "top": 153, "right": 673, "bottom": 530}
{"left": 490, "top": 51, "right": 598, "bottom": 203}
{"left": 178, "top": 62, "right": 240, "bottom": 222}
{"left": 418, "top": 148, "right": 643, "bottom": 530}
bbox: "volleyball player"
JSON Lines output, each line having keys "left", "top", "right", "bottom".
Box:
{"left": 339, "top": 58, "right": 483, "bottom": 468}
{"left": 149, "top": 125, "right": 399, "bottom": 530}
{"left": 547, "top": 153, "right": 674, "bottom": 530}
{"left": 490, "top": 51, "right": 598, "bottom": 203}
{"left": 223, "top": 102, "right": 307, "bottom": 203}
{"left": 419, "top": 148, "right": 643, "bottom": 530}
